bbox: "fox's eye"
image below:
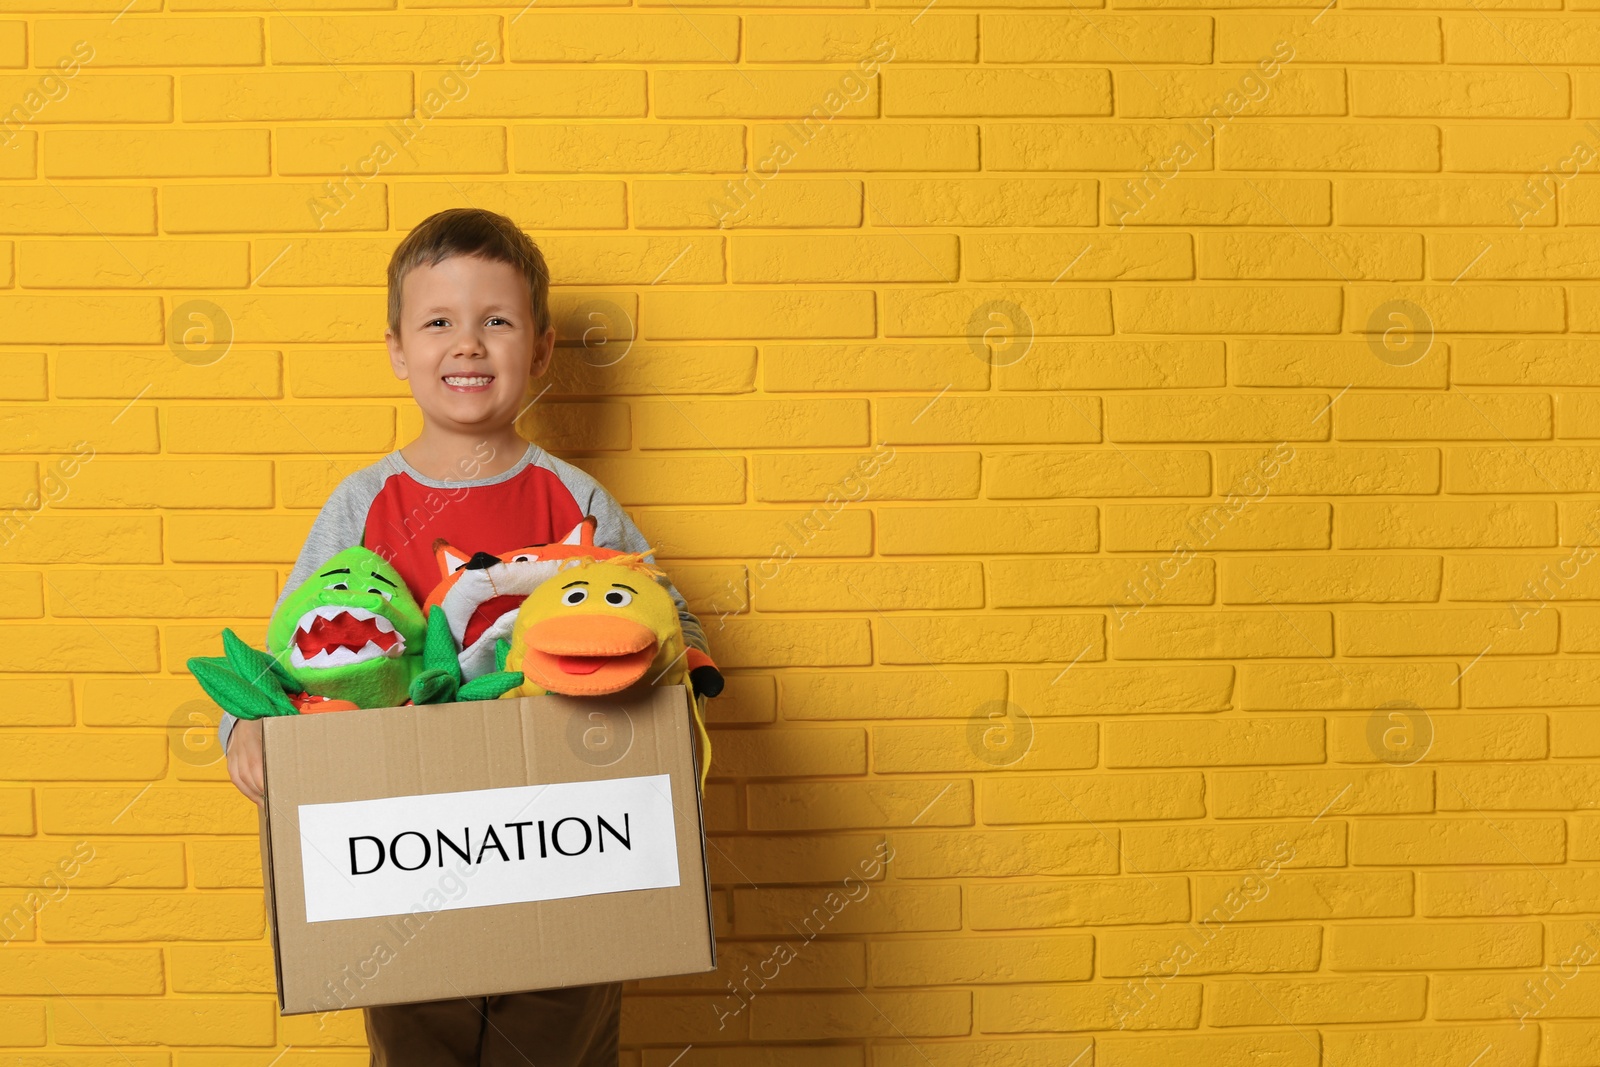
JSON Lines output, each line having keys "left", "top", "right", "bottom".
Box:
{"left": 513, "top": 555, "right": 530, "bottom": 563}
{"left": 326, "top": 582, "right": 348, "bottom": 591}
{"left": 368, "top": 586, "right": 393, "bottom": 602}
{"left": 605, "top": 588, "right": 633, "bottom": 607}
{"left": 562, "top": 588, "right": 587, "bottom": 606}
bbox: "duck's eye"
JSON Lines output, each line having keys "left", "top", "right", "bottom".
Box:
{"left": 562, "top": 588, "right": 588, "bottom": 606}
{"left": 368, "top": 586, "right": 393, "bottom": 602}
{"left": 326, "top": 582, "right": 348, "bottom": 591}
{"left": 605, "top": 588, "right": 633, "bottom": 607}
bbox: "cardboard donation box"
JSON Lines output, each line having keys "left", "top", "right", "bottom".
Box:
{"left": 257, "top": 684, "right": 716, "bottom": 1014}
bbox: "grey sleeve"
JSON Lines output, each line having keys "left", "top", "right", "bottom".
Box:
{"left": 537, "top": 451, "right": 711, "bottom": 660}
{"left": 216, "top": 469, "right": 381, "bottom": 754}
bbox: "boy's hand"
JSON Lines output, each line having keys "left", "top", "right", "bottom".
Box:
{"left": 227, "top": 718, "right": 265, "bottom": 805}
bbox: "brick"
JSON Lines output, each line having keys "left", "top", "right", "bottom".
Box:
{"left": 780, "top": 669, "right": 1006, "bottom": 721}
{"left": 755, "top": 451, "right": 978, "bottom": 502}
{"left": 181, "top": 71, "right": 411, "bottom": 120}
{"left": 0, "top": 297, "right": 162, "bottom": 343}
{"left": 749, "top": 990, "right": 970, "bottom": 1041}
{"left": 884, "top": 396, "right": 1101, "bottom": 446}
{"left": 868, "top": 178, "right": 1097, "bottom": 226}
{"left": 1337, "top": 501, "right": 1556, "bottom": 548}
{"left": 635, "top": 399, "right": 866, "bottom": 450}
{"left": 1114, "top": 286, "right": 1343, "bottom": 334}
{"left": 1123, "top": 821, "right": 1345, "bottom": 872}
{"left": 46, "top": 129, "right": 267, "bottom": 178}
{"left": 892, "top": 826, "right": 1114, "bottom": 880}
{"left": 1221, "top": 446, "right": 1439, "bottom": 496}
{"left": 1199, "top": 231, "right": 1421, "bottom": 280}
{"left": 170, "top": 945, "right": 273, "bottom": 993}
{"left": 0, "top": 22, "right": 20, "bottom": 66}
{"left": 0, "top": 732, "right": 163, "bottom": 779}
{"left": 41, "top": 786, "right": 256, "bottom": 835}
{"left": 733, "top": 234, "right": 957, "bottom": 284}
{"left": 45, "top": 568, "right": 273, "bottom": 618}
{"left": 0, "top": 842, "right": 182, "bottom": 888}
{"left": 1101, "top": 926, "right": 1322, "bottom": 976}
{"left": 1105, "top": 502, "right": 1330, "bottom": 551}
{"left": 1230, "top": 339, "right": 1447, "bottom": 388}
{"left": 0, "top": 352, "right": 46, "bottom": 399}
{"left": 983, "top": 15, "right": 1213, "bottom": 63}
{"left": 748, "top": 779, "right": 971, "bottom": 830}
{"left": 968, "top": 232, "right": 1191, "bottom": 281}
{"left": 1107, "top": 717, "right": 1323, "bottom": 765}
{"left": 1353, "top": 817, "right": 1563, "bottom": 865}
{"left": 641, "top": 289, "right": 873, "bottom": 340}
{"left": 1222, "top": 123, "right": 1440, "bottom": 171}
{"left": 162, "top": 183, "right": 386, "bottom": 232}
{"left": 570, "top": 457, "right": 745, "bottom": 506}
{"left": 709, "top": 729, "right": 864, "bottom": 778}
{"left": 1011, "top": 664, "right": 1235, "bottom": 717}
{"left": 982, "top": 772, "right": 1205, "bottom": 824}
{"left": 869, "top": 934, "right": 1093, "bottom": 986}
{"left": 279, "top": 125, "right": 503, "bottom": 176}
{"left": 745, "top": 15, "right": 974, "bottom": 62}
{"left": 1466, "top": 661, "right": 1600, "bottom": 707}
{"left": 1341, "top": 607, "right": 1554, "bottom": 656}
{"left": 633, "top": 508, "right": 870, "bottom": 558}
{"left": 1220, "top": 14, "right": 1441, "bottom": 61}
{"left": 1118, "top": 69, "right": 1345, "bottom": 116}
{"left": 1338, "top": 711, "right": 1547, "bottom": 762}
{"left": 509, "top": 12, "right": 735, "bottom": 61}
{"left": 0, "top": 948, "right": 164, "bottom": 994}
{"left": 1211, "top": 768, "right": 1433, "bottom": 817}
{"left": 709, "top": 618, "right": 870, "bottom": 668}
{"left": 190, "top": 841, "right": 261, "bottom": 888}
{"left": 754, "top": 561, "right": 981, "bottom": 612}
{"left": 635, "top": 178, "right": 860, "bottom": 229}
{"left": 1348, "top": 284, "right": 1564, "bottom": 332}
{"left": 656, "top": 69, "right": 872, "bottom": 119}
{"left": 885, "top": 285, "right": 1111, "bottom": 338}
{"left": 1335, "top": 921, "right": 1543, "bottom": 970}
{"left": 876, "top": 613, "right": 1102, "bottom": 665}
{"left": 270, "top": 14, "right": 495, "bottom": 63}
{"left": 1111, "top": 394, "right": 1332, "bottom": 441}
{"left": 34, "top": 17, "right": 263, "bottom": 65}
{"left": 1354, "top": 70, "right": 1568, "bottom": 116}
{"left": 1112, "top": 178, "right": 1330, "bottom": 228}
{"left": 887, "top": 68, "right": 1109, "bottom": 117}
{"left": 0, "top": 74, "right": 170, "bottom": 122}
{"left": 432, "top": 69, "right": 645, "bottom": 118}
{"left": 0, "top": 790, "right": 31, "bottom": 835}
{"left": 979, "top": 981, "right": 1200, "bottom": 1032}
{"left": 0, "top": 680, "right": 69, "bottom": 725}
{"left": 993, "top": 555, "right": 1213, "bottom": 608}
{"left": 44, "top": 891, "right": 262, "bottom": 941}
{"left": 395, "top": 181, "right": 626, "bottom": 230}
{"left": 968, "top": 878, "right": 1191, "bottom": 929}
{"left": 1097, "top": 1035, "right": 1318, "bottom": 1067}
{"left": 1196, "top": 871, "right": 1414, "bottom": 919}
{"left": 516, "top": 123, "right": 741, "bottom": 174}
{"left": 1208, "top": 976, "right": 1427, "bottom": 1026}
{"left": 876, "top": 720, "right": 1097, "bottom": 774}
{"left": 166, "top": 404, "right": 392, "bottom": 453}
{"left": 24, "top": 240, "right": 250, "bottom": 289}
{"left": 165, "top": 513, "right": 312, "bottom": 563}
{"left": 880, "top": 504, "right": 1097, "bottom": 554}
{"left": 987, "top": 449, "right": 1209, "bottom": 501}
{"left": 1446, "top": 124, "right": 1600, "bottom": 172}
{"left": 702, "top": 833, "right": 883, "bottom": 886}
{"left": 1427, "top": 868, "right": 1600, "bottom": 916}
{"left": 0, "top": 1003, "right": 43, "bottom": 1043}
{"left": 49, "top": 995, "right": 274, "bottom": 1045}
{"left": 1324, "top": 1025, "right": 1535, "bottom": 1066}
{"left": 998, "top": 340, "right": 1224, "bottom": 390}
{"left": 0, "top": 625, "right": 159, "bottom": 673}
{"left": 989, "top": 122, "right": 1213, "bottom": 170}
{"left": 752, "top": 122, "right": 978, "bottom": 171}
{"left": 1337, "top": 177, "right": 1550, "bottom": 226}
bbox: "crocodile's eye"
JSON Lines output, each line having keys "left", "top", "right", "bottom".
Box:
{"left": 368, "top": 586, "right": 393, "bottom": 602}
{"left": 326, "top": 582, "right": 348, "bottom": 592}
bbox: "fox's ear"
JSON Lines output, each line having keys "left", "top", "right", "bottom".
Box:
{"left": 435, "top": 542, "right": 472, "bottom": 576}
{"left": 562, "top": 516, "right": 597, "bottom": 547}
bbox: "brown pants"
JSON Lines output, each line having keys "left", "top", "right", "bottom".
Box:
{"left": 364, "top": 982, "right": 621, "bottom": 1067}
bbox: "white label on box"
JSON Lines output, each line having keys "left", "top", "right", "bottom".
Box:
{"left": 296, "top": 773, "right": 681, "bottom": 924}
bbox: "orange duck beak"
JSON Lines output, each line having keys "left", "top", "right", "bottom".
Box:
{"left": 521, "top": 614, "right": 659, "bottom": 696}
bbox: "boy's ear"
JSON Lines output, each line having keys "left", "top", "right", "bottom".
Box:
{"left": 529, "top": 325, "right": 556, "bottom": 378}
{"left": 386, "top": 328, "right": 409, "bottom": 380}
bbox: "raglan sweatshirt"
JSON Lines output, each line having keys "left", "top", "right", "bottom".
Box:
{"left": 217, "top": 440, "right": 708, "bottom": 753}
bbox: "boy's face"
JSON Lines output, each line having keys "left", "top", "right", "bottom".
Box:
{"left": 385, "top": 254, "right": 554, "bottom": 437}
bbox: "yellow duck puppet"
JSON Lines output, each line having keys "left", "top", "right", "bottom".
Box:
{"left": 500, "top": 552, "right": 719, "bottom": 793}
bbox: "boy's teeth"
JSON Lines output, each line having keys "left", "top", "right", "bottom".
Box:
{"left": 444, "top": 375, "right": 493, "bottom": 385}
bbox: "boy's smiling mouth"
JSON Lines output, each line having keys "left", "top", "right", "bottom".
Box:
{"left": 442, "top": 373, "right": 495, "bottom": 392}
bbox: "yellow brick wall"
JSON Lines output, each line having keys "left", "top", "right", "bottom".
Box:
{"left": 0, "top": 1, "right": 1590, "bottom": 1063}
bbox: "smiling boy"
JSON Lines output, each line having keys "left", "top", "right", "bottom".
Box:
{"left": 220, "top": 207, "right": 713, "bottom": 1066}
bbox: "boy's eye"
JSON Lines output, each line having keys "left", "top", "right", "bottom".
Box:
{"left": 426, "top": 318, "right": 449, "bottom": 328}
{"left": 487, "top": 316, "right": 509, "bottom": 327}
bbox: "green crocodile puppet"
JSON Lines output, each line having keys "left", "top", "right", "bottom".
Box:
{"left": 187, "top": 546, "right": 524, "bottom": 720}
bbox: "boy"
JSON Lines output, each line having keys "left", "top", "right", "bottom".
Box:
{"left": 220, "top": 207, "right": 713, "bottom": 1066}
